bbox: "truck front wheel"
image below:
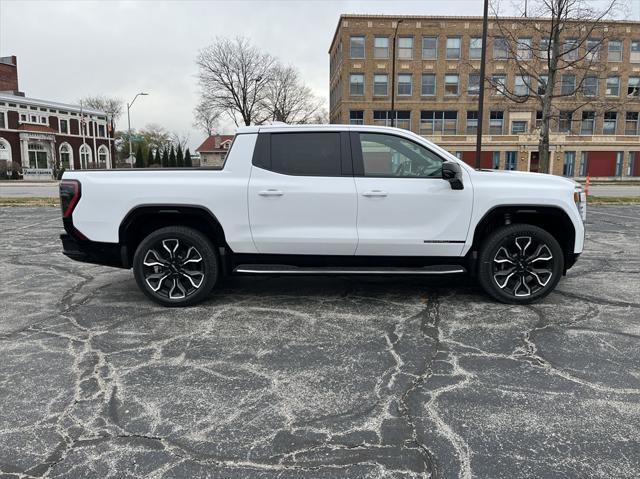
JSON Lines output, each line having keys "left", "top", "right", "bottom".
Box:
{"left": 133, "top": 226, "right": 219, "bottom": 307}
{"left": 478, "top": 224, "right": 564, "bottom": 304}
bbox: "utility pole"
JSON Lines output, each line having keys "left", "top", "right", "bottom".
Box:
{"left": 475, "top": 0, "right": 490, "bottom": 169}
{"left": 127, "top": 92, "right": 149, "bottom": 166}
{"left": 390, "top": 19, "right": 403, "bottom": 127}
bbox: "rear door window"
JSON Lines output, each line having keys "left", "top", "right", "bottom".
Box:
{"left": 270, "top": 132, "right": 341, "bottom": 176}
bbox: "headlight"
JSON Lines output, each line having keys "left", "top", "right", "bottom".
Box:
{"left": 574, "top": 186, "right": 586, "bottom": 221}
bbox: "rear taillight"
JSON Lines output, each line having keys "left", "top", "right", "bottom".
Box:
{"left": 60, "top": 180, "right": 81, "bottom": 218}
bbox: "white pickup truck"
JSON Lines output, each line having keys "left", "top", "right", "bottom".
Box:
{"left": 59, "top": 124, "right": 586, "bottom": 306}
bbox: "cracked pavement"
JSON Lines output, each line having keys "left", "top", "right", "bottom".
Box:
{"left": 1, "top": 205, "right": 639, "bottom": 478}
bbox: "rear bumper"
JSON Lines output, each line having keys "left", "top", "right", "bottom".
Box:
{"left": 60, "top": 233, "right": 128, "bottom": 269}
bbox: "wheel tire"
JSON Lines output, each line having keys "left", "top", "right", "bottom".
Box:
{"left": 133, "top": 226, "right": 219, "bottom": 307}
{"left": 478, "top": 224, "right": 564, "bottom": 304}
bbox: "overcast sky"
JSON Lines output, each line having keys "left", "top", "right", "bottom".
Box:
{"left": 1, "top": 0, "right": 637, "bottom": 150}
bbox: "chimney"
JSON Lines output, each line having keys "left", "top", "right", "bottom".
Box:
{"left": 0, "top": 55, "right": 23, "bottom": 96}
{"left": 214, "top": 134, "right": 221, "bottom": 149}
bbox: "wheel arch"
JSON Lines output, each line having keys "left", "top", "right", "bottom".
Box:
{"left": 469, "top": 205, "right": 577, "bottom": 272}
{"left": 118, "top": 204, "right": 228, "bottom": 268}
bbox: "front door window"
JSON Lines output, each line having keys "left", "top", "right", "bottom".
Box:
{"left": 27, "top": 142, "right": 48, "bottom": 169}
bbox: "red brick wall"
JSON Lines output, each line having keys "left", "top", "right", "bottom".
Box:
{"left": 0, "top": 56, "right": 19, "bottom": 93}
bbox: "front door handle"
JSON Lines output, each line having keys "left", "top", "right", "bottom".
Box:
{"left": 362, "top": 190, "right": 388, "bottom": 197}
{"left": 258, "top": 189, "right": 284, "bottom": 197}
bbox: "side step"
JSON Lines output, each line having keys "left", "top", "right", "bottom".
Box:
{"left": 233, "top": 264, "right": 467, "bottom": 275}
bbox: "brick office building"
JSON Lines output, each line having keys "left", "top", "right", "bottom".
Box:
{"left": 0, "top": 55, "right": 113, "bottom": 180}
{"left": 329, "top": 15, "right": 640, "bottom": 178}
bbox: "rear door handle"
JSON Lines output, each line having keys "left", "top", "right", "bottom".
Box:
{"left": 258, "top": 189, "right": 284, "bottom": 197}
{"left": 362, "top": 190, "right": 388, "bottom": 197}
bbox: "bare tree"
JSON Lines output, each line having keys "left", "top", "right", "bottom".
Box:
{"left": 485, "top": 0, "right": 621, "bottom": 173}
{"left": 79, "top": 95, "right": 124, "bottom": 128}
{"left": 261, "top": 64, "right": 322, "bottom": 124}
{"left": 171, "top": 131, "right": 190, "bottom": 152}
{"left": 193, "top": 101, "right": 221, "bottom": 136}
{"left": 196, "top": 37, "right": 274, "bottom": 126}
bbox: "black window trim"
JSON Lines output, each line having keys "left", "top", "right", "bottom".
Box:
{"left": 349, "top": 131, "right": 446, "bottom": 179}
{"left": 251, "top": 131, "right": 353, "bottom": 177}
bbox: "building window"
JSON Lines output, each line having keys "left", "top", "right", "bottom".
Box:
{"left": 489, "top": 111, "right": 504, "bottom": 135}
{"left": 79, "top": 144, "right": 92, "bottom": 168}
{"left": 398, "top": 36, "right": 413, "bottom": 59}
{"left": 349, "top": 74, "right": 364, "bottom": 96}
{"left": 446, "top": 37, "right": 461, "bottom": 59}
{"left": 540, "top": 38, "right": 553, "bottom": 60}
{"left": 373, "top": 110, "right": 411, "bottom": 130}
{"left": 469, "top": 37, "right": 482, "bottom": 59}
{"left": 421, "top": 74, "right": 436, "bottom": 96}
{"left": 397, "top": 74, "right": 412, "bottom": 96}
{"left": 584, "top": 76, "right": 598, "bottom": 97}
{"left": 563, "top": 151, "right": 576, "bottom": 177}
{"left": 59, "top": 143, "right": 72, "bottom": 170}
{"left": 419, "top": 110, "right": 457, "bottom": 135}
{"left": 98, "top": 124, "right": 106, "bottom": 137}
{"left": 27, "top": 142, "right": 48, "bottom": 169}
{"left": 59, "top": 119, "right": 68, "bottom": 134}
{"left": 511, "top": 120, "right": 528, "bottom": 134}
{"left": 632, "top": 41, "right": 640, "bottom": 63}
{"left": 350, "top": 35, "right": 365, "bottom": 59}
{"left": 444, "top": 74, "right": 459, "bottom": 95}
{"left": 491, "top": 74, "right": 507, "bottom": 95}
{"left": 374, "top": 74, "right": 388, "bottom": 96}
{"left": 466, "top": 111, "right": 478, "bottom": 134}
{"left": 581, "top": 111, "right": 595, "bottom": 135}
{"left": 606, "top": 76, "right": 620, "bottom": 96}
{"left": 535, "top": 111, "right": 543, "bottom": 129}
{"left": 628, "top": 77, "right": 640, "bottom": 97}
{"left": 625, "top": 112, "right": 639, "bottom": 135}
{"left": 492, "top": 151, "right": 501, "bottom": 169}
{"left": 603, "top": 112, "right": 617, "bottom": 135}
{"left": 560, "top": 74, "right": 576, "bottom": 95}
{"left": 0, "top": 111, "right": 5, "bottom": 129}
{"left": 98, "top": 146, "right": 109, "bottom": 167}
{"left": 558, "top": 111, "right": 573, "bottom": 133}
{"left": 374, "top": 37, "right": 389, "bottom": 58}
{"left": 505, "top": 151, "right": 517, "bottom": 170}
{"left": 349, "top": 110, "right": 364, "bottom": 125}
{"left": 422, "top": 36, "right": 438, "bottom": 59}
{"left": 20, "top": 113, "right": 27, "bottom": 122}
{"left": 493, "top": 37, "right": 509, "bottom": 59}
{"left": 517, "top": 38, "right": 532, "bottom": 60}
{"left": 586, "top": 39, "right": 601, "bottom": 61}
{"left": 515, "top": 75, "right": 529, "bottom": 97}
{"left": 608, "top": 40, "right": 623, "bottom": 62}
{"left": 0, "top": 138, "right": 11, "bottom": 163}
{"left": 579, "top": 152, "right": 588, "bottom": 176}
{"left": 40, "top": 117, "right": 47, "bottom": 125}
{"left": 615, "top": 152, "right": 624, "bottom": 176}
{"left": 538, "top": 75, "right": 548, "bottom": 96}
{"left": 628, "top": 152, "right": 636, "bottom": 176}
{"left": 467, "top": 74, "right": 480, "bottom": 96}
{"left": 563, "top": 38, "right": 578, "bottom": 61}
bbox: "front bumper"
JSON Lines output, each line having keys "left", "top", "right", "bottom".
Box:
{"left": 60, "top": 233, "right": 128, "bottom": 269}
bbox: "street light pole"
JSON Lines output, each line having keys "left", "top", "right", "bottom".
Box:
{"left": 475, "top": 0, "right": 489, "bottom": 169}
{"left": 390, "top": 19, "right": 403, "bottom": 128}
{"left": 127, "top": 92, "right": 148, "bottom": 166}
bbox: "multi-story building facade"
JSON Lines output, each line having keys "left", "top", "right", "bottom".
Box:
{"left": 0, "top": 55, "right": 113, "bottom": 180}
{"left": 329, "top": 15, "right": 640, "bottom": 178}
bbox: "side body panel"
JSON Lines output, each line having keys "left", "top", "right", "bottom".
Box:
{"left": 64, "top": 133, "right": 259, "bottom": 253}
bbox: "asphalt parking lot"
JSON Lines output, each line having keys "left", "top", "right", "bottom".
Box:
{"left": 1, "top": 205, "right": 639, "bottom": 479}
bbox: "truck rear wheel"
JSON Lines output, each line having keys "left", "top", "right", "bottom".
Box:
{"left": 478, "top": 224, "right": 564, "bottom": 304}
{"left": 133, "top": 226, "right": 219, "bottom": 307}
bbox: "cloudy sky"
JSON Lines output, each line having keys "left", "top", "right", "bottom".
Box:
{"left": 1, "top": 0, "right": 637, "bottom": 149}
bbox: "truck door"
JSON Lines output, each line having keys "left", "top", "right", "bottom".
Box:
{"left": 350, "top": 131, "right": 473, "bottom": 257}
{"left": 248, "top": 131, "right": 358, "bottom": 255}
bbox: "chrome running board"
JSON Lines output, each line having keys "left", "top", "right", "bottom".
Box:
{"left": 233, "top": 264, "right": 467, "bottom": 275}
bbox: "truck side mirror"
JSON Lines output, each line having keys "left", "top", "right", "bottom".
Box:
{"left": 442, "top": 161, "right": 464, "bottom": 190}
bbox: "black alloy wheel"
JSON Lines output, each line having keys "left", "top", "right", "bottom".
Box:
{"left": 133, "top": 226, "right": 218, "bottom": 306}
{"left": 478, "top": 224, "right": 564, "bottom": 304}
